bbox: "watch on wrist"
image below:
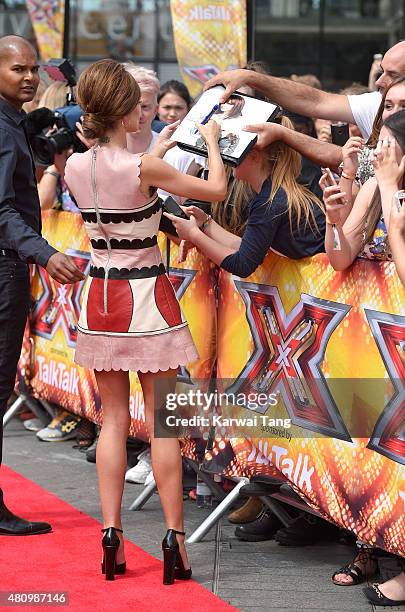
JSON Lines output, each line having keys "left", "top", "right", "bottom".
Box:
{"left": 201, "top": 214, "right": 212, "bottom": 232}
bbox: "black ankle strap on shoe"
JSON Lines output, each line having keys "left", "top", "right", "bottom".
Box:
{"left": 169, "top": 529, "right": 185, "bottom": 536}
{"left": 101, "top": 527, "right": 123, "bottom": 533}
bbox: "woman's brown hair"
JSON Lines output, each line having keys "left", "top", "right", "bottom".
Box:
{"left": 362, "top": 108, "right": 405, "bottom": 245}
{"left": 77, "top": 59, "right": 141, "bottom": 140}
{"left": 367, "top": 76, "right": 405, "bottom": 147}
{"left": 212, "top": 116, "right": 324, "bottom": 235}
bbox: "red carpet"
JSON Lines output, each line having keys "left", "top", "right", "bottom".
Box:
{"left": 0, "top": 466, "right": 237, "bottom": 612}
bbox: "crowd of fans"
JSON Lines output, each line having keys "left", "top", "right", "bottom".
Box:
{"left": 14, "top": 43, "right": 405, "bottom": 606}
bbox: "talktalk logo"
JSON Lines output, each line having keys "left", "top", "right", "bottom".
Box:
{"left": 188, "top": 5, "right": 230, "bottom": 20}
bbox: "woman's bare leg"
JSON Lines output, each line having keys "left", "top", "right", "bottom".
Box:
{"left": 138, "top": 368, "right": 189, "bottom": 569}
{"left": 95, "top": 369, "right": 130, "bottom": 564}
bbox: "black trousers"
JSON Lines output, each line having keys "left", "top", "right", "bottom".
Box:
{"left": 0, "top": 258, "right": 30, "bottom": 472}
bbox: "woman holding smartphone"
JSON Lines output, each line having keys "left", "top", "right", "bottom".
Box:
{"left": 64, "top": 59, "right": 227, "bottom": 584}
{"left": 322, "top": 110, "right": 405, "bottom": 268}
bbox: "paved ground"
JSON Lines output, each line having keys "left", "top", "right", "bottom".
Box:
{"left": 3, "top": 418, "right": 404, "bottom": 612}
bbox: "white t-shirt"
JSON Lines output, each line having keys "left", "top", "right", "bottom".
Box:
{"left": 147, "top": 131, "right": 204, "bottom": 203}
{"left": 347, "top": 91, "right": 382, "bottom": 139}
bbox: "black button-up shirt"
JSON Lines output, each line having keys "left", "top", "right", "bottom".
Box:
{"left": 0, "top": 97, "right": 56, "bottom": 267}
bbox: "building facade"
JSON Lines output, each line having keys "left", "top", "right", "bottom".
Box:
{"left": 1, "top": 1, "right": 404, "bottom": 89}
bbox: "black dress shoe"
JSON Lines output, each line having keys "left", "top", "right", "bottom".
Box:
{"left": 275, "top": 513, "right": 339, "bottom": 546}
{"left": 234, "top": 509, "right": 283, "bottom": 542}
{"left": 0, "top": 503, "right": 51, "bottom": 536}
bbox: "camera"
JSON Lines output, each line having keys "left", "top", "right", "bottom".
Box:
{"left": 26, "top": 58, "right": 87, "bottom": 166}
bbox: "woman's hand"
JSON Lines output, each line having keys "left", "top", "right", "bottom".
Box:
{"left": 150, "top": 121, "right": 180, "bottom": 157}
{"left": 195, "top": 119, "right": 221, "bottom": 145}
{"left": 342, "top": 136, "right": 363, "bottom": 178}
{"left": 183, "top": 205, "right": 209, "bottom": 228}
{"left": 322, "top": 183, "right": 348, "bottom": 225}
{"left": 163, "top": 211, "right": 200, "bottom": 241}
{"left": 75, "top": 118, "right": 96, "bottom": 149}
{"left": 372, "top": 137, "right": 405, "bottom": 189}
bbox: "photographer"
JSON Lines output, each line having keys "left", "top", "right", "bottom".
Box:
{"left": 0, "top": 36, "right": 84, "bottom": 536}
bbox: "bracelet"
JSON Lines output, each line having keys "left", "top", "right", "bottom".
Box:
{"left": 201, "top": 214, "right": 212, "bottom": 232}
{"left": 341, "top": 171, "right": 356, "bottom": 181}
{"left": 43, "top": 170, "right": 60, "bottom": 179}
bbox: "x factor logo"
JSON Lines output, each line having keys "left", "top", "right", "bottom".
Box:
{"left": 365, "top": 309, "right": 405, "bottom": 465}
{"left": 31, "top": 249, "right": 91, "bottom": 348}
{"left": 183, "top": 64, "right": 240, "bottom": 84}
{"left": 183, "top": 65, "right": 220, "bottom": 84}
{"left": 226, "top": 282, "right": 352, "bottom": 441}
{"left": 168, "top": 267, "right": 196, "bottom": 384}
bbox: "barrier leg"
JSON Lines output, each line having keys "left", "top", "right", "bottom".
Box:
{"left": 38, "top": 399, "right": 57, "bottom": 419}
{"left": 260, "top": 496, "right": 294, "bottom": 527}
{"left": 3, "top": 393, "right": 51, "bottom": 428}
{"left": 128, "top": 478, "right": 157, "bottom": 511}
{"left": 186, "top": 478, "right": 248, "bottom": 544}
{"left": 3, "top": 395, "right": 25, "bottom": 427}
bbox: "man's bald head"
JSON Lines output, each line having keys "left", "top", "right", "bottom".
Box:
{"left": 376, "top": 41, "right": 405, "bottom": 91}
{"left": 0, "top": 35, "right": 37, "bottom": 64}
{"left": 0, "top": 36, "right": 40, "bottom": 110}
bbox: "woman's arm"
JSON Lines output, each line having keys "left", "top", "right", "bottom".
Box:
{"left": 38, "top": 165, "right": 59, "bottom": 210}
{"left": 165, "top": 188, "right": 285, "bottom": 278}
{"left": 140, "top": 120, "right": 227, "bottom": 202}
{"left": 183, "top": 205, "right": 241, "bottom": 250}
{"left": 39, "top": 150, "right": 71, "bottom": 210}
{"left": 244, "top": 122, "right": 343, "bottom": 170}
{"left": 324, "top": 177, "right": 377, "bottom": 270}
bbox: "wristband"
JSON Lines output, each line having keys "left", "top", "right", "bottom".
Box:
{"left": 341, "top": 171, "right": 356, "bottom": 181}
{"left": 43, "top": 169, "right": 60, "bottom": 179}
{"left": 201, "top": 214, "right": 212, "bottom": 232}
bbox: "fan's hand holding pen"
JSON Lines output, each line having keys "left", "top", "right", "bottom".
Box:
{"left": 195, "top": 119, "right": 221, "bottom": 145}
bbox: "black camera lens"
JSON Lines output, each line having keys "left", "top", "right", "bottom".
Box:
{"left": 49, "top": 128, "right": 74, "bottom": 154}
{"left": 31, "top": 135, "right": 55, "bottom": 166}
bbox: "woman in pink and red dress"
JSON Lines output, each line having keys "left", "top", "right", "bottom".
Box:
{"left": 64, "top": 59, "right": 226, "bottom": 583}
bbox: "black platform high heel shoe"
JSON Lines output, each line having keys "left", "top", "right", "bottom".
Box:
{"left": 101, "top": 527, "right": 126, "bottom": 580}
{"left": 162, "top": 529, "right": 192, "bottom": 585}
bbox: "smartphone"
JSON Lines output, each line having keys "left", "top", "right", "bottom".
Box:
{"left": 163, "top": 196, "right": 189, "bottom": 219}
{"left": 331, "top": 122, "right": 349, "bottom": 146}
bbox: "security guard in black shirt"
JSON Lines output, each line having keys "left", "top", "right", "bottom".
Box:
{"left": 0, "top": 35, "right": 84, "bottom": 535}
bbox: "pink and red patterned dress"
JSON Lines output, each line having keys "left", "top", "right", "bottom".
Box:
{"left": 64, "top": 145, "right": 198, "bottom": 372}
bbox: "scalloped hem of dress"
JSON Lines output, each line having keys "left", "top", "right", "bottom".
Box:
{"left": 74, "top": 326, "right": 199, "bottom": 373}
{"left": 75, "top": 357, "right": 198, "bottom": 374}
